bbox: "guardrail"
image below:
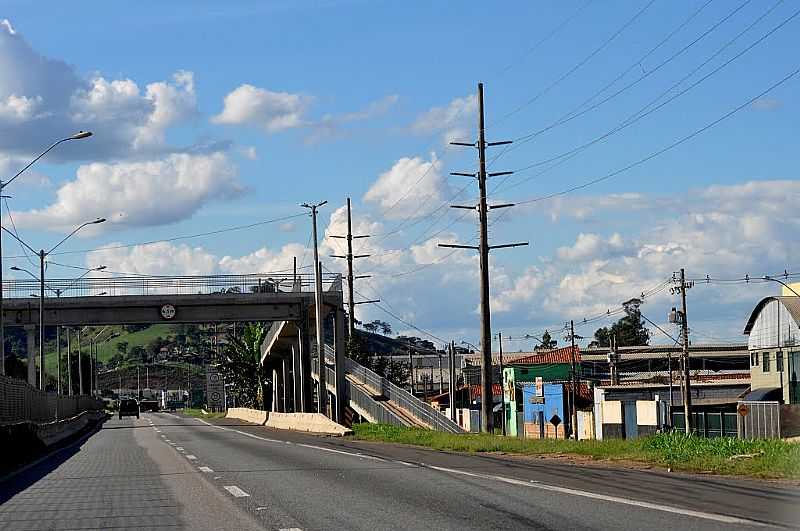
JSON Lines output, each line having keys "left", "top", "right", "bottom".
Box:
{"left": 344, "top": 358, "right": 463, "bottom": 433}
{"left": 4, "top": 272, "right": 343, "bottom": 298}
{"left": 0, "top": 374, "right": 104, "bottom": 424}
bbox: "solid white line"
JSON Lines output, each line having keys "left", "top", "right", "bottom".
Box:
{"left": 279, "top": 528, "right": 303, "bottom": 531}
{"left": 425, "top": 465, "right": 768, "bottom": 527}
{"left": 296, "top": 443, "right": 386, "bottom": 462}
{"left": 223, "top": 485, "right": 250, "bottom": 498}
{"left": 198, "top": 466, "right": 214, "bottom": 473}
{"left": 176, "top": 447, "right": 185, "bottom": 451}
{"left": 186, "top": 454, "right": 197, "bottom": 460}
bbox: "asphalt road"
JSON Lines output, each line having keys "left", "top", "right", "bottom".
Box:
{"left": 1, "top": 413, "right": 797, "bottom": 530}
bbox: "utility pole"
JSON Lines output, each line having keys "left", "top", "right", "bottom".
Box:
{"left": 301, "top": 200, "right": 328, "bottom": 416}
{"left": 449, "top": 341, "right": 457, "bottom": 422}
{"left": 677, "top": 268, "right": 693, "bottom": 434}
{"left": 440, "top": 83, "right": 528, "bottom": 433}
{"left": 56, "top": 327, "right": 61, "bottom": 395}
{"left": 330, "top": 197, "right": 376, "bottom": 339}
{"left": 38, "top": 250, "right": 45, "bottom": 389}
{"left": 567, "top": 320, "right": 579, "bottom": 440}
{"left": 408, "top": 347, "right": 414, "bottom": 395}
{"left": 497, "top": 332, "right": 506, "bottom": 436}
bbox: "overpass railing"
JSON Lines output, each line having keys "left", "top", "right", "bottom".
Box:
{"left": 344, "top": 357, "right": 463, "bottom": 433}
{"left": 0, "top": 374, "right": 103, "bottom": 424}
{"left": 4, "top": 273, "right": 342, "bottom": 298}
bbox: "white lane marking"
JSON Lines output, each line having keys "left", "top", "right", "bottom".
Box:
{"left": 395, "top": 460, "right": 417, "bottom": 467}
{"left": 214, "top": 476, "right": 222, "bottom": 480}
{"left": 186, "top": 454, "right": 197, "bottom": 460}
{"left": 295, "top": 443, "right": 386, "bottom": 462}
{"left": 194, "top": 417, "right": 390, "bottom": 463}
{"left": 223, "top": 485, "right": 250, "bottom": 498}
{"left": 279, "top": 528, "right": 303, "bottom": 531}
{"left": 425, "top": 465, "right": 768, "bottom": 527}
{"left": 176, "top": 447, "right": 185, "bottom": 451}
{"left": 198, "top": 466, "right": 214, "bottom": 473}
{"left": 194, "top": 418, "right": 227, "bottom": 430}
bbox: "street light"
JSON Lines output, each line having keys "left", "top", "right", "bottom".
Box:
{"left": 763, "top": 276, "right": 800, "bottom": 297}
{"left": 13, "top": 264, "right": 105, "bottom": 394}
{"left": 0, "top": 131, "right": 93, "bottom": 376}
{"left": 6, "top": 217, "right": 106, "bottom": 390}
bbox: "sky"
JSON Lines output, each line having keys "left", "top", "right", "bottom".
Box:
{"left": 0, "top": 0, "right": 797, "bottom": 351}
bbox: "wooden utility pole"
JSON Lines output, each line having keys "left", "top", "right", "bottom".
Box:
{"left": 678, "top": 268, "right": 693, "bottom": 434}
{"left": 330, "top": 197, "right": 376, "bottom": 339}
{"left": 569, "top": 320, "right": 578, "bottom": 440}
{"left": 440, "top": 83, "right": 528, "bottom": 433}
{"left": 497, "top": 332, "right": 506, "bottom": 436}
{"left": 448, "top": 341, "right": 456, "bottom": 422}
{"left": 301, "top": 200, "right": 328, "bottom": 416}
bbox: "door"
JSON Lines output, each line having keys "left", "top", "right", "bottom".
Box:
{"left": 623, "top": 401, "right": 638, "bottom": 440}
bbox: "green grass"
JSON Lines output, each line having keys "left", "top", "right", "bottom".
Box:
{"left": 352, "top": 424, "right": 800, "bottom": 479}
{"left": 182, "top": 408, "right": 226, "bottom": 419}
{"left": 42, "top": 324, "right": 174, "bottom": 373}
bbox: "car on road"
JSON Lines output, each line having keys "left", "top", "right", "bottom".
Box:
{"left": 139, "top": 399, "right": 160, "bottom": 412}
{"left": 118, "top": 398, "right": 140, "bottom": 419}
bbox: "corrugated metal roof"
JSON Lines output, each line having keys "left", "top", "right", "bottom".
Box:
{"left": 744, "top": 296, "right": 800, "bottom": 334}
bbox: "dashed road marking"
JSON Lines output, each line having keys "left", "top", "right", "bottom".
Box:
{"left": 185, "top": 454, "right": 197, "bottom": 460}
{"left": 279, "top": 528, "right": 303, "bottom": 531}
{"left": 223, "top": 485, "right": 250, "bottom": 498}
{"left": 198, "top": 466, "right": 214, "bottom": 473}
{"left": 176, "top": 446, "right": 185, "bottom": 451}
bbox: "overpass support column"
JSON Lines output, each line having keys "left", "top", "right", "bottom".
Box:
{"left": 334, "top": 305, "right": 346, "bottom": 424}
{"left": 25, "top": 325, "right": 36, "bottom": 386}
{"left": 282, "top": 357, "right": 289, "bottom": 413}
{"left": 271, "top": 367, "right": 281, "bottom": 412}
{"left": 299, "top": 310, "right": 313, "bottom": 412}
{"left": 292, "top": 342, "right": 302, "bottom": 412}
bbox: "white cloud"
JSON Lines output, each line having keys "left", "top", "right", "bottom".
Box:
{"left": 412, "top": 93, "right": 477, "bottom": 144}
{"left": 556, "top": 232, "right": 630, "bottom": 261}
{"left": 219, "top": 242, "right": 308, "bottom": 274}
{"left": 0, "top": 20, "right": 198, "bottom": 160}
{"left": 212, "top": 84, "right": 312, "bottom": 132}
{"left": 12, "top": 152, "right": 241, "bottom": 233}
{"left": 90, "top": 242, "right": 218, "bottom": 277}
{"left": 240, "top": 146, "right": 258, "bottom": 160}
{"left": 363, "top": 153, "right": 451, "bottom": 220}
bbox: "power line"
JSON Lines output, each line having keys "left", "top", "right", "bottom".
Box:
{"left": 491, "top": 0, "right": 657, "bottom": 128}
{"left": 504, "top": 66, "right": 799, "bottom": 209}
{"left": 492, "top": 0, "right": 793, "bottom": 195}
{"left": 4, "top": 212, "right": 308, "bottom": 260}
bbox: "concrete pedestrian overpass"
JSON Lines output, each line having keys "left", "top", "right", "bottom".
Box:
{"left": 3, "top": 273, "right": 346, "bottom": 418}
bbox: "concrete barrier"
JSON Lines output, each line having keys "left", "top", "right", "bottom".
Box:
{"left": 225, "top": 407, "right": 267, "bottom": 425}
{"left": 265, "top": 412, "right": 352, "bottom": 436}
{"left": 33, "top": 410, "right": 106, "bottom": 447}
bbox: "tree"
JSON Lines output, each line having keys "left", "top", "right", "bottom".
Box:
{"left": 534, "top": 330, "right": 557, "bottom": 350}
{"left": 589, "top": 299, "right": 650, "bottom": 347}
{"left": 116, "top": 341, "right": 129, "bottom": 358}
{"left": 362, "top": 321, "right": 378, "bottom": 333}
{"left": 217, "top": 322, "right": 270, "bottom": 410}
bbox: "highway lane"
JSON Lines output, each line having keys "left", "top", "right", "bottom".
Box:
{"left": 148, "top": 412, "right": 799, "bottom": 530}
{"left": 1, "top": 412, "right": 797, "bottom": 530}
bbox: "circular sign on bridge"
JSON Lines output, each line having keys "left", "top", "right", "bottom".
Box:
{"left": 160, "top": 304, "right": 176, "bottom": 320}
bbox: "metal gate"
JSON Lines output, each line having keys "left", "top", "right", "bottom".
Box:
{"left": 737, "top": 401, "right": 781, "bottom": 439}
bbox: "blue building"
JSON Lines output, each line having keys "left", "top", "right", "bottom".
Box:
{"left": 521, "top": 382, "right": 569, "bottom": 439}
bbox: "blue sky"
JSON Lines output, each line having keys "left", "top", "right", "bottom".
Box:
{"left": 0, "top": 1, "right": 797, "bottom": 349}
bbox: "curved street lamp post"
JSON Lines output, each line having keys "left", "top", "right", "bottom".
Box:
{"left": 7, "top": 218, "right": 106, "bottom": 389}
{"left": 0, "top": 132, "right": 92, "bottom": 376}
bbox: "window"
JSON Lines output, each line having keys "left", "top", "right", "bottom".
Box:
{"left": 763, "top": 352, "right": 770, "bottom": 373}
{"left": 777, "top": 352, "right": 784, "bottom": 372}
{"left": 751, "top": 352, "right": 759, "bottom": 366}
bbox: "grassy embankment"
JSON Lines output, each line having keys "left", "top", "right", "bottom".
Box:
{"left": 43, "top": 324, "right": 173, "bottom": 373}
{"left": 352, "top": 423, "right": 800, "bottom": 479}
{"left": 182, "top": 408, "right": 226, "bottom": 419}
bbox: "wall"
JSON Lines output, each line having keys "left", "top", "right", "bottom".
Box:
{"left": 521, "top": 383, "right": 568, "bottom": 439}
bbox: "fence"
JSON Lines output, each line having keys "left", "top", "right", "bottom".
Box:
{"left": 0, "top": 374, "right": 103, "bottom": 424}
{"left": 344, "top": 358, "right": 463, "bottom": 433}
{"left": 737, "top": 401, "right": 781, "bottom": 439}
{"left": 4, "top": 272, "right": 342, "bottom": 299}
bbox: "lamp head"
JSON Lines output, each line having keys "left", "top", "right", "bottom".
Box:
{"left": 70, "top": 131, "right": 93, "bottom": 140}
{"left": 92, "top": 218, "right": 106, "bottom": 224}
{"left": 10, "top": 266, "right": 21, "bottom": 271}
{"left": 95, "top": 265, "right": 107, "bottom": 271}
